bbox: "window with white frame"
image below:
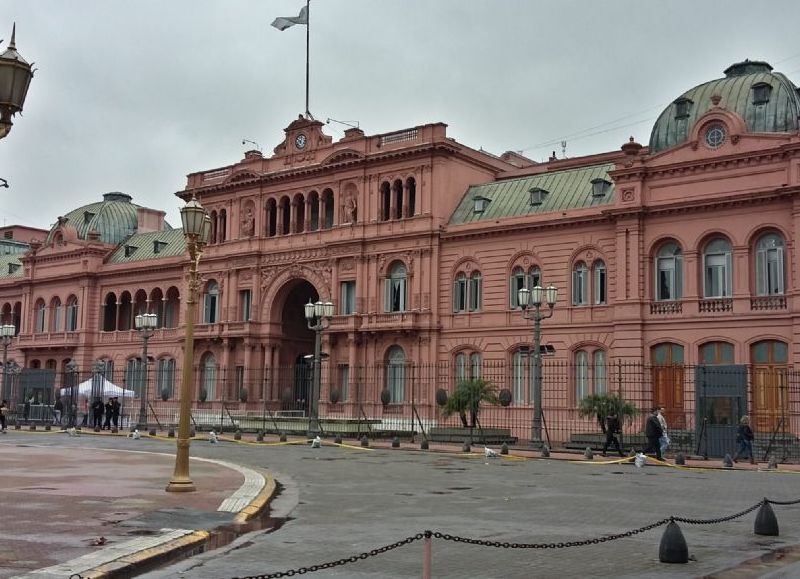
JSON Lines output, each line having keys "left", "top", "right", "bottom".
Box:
{"left": 204, "top": 281, "right": 219, "bottom": 323}
{"left": 157, "top": 358, "right": 175, "bottom": 399}
{"left": 470, "top": 352, "right": 482, "bottom": 379}
{"left": 703, "top": 238, "right": 732, "bottom": 298}
{"left": 66, "top": 296, "right": 79, "bottom": 332}
{"left": 239, "top": 289, "right": 252, "bottom": 321}
{"left": 50, "top": 298, "right": 62, "bottom": 332}
{"left": 126, "top": 357, "right": 144, "bottom": 397}
{"left": 755, "top": 233, "right": 785, "bottom": 295}
{"left": 340, "top": 280, "right": 356, "bottom": 315}
{"left": 468, "top": 272, "right": 481, "bottom": 312}
{"left": 572, "top": 262, "right": 588, "bottom": 305}
{"left": 656, "top": 242, "right": 683, "bottom": 301}
{"left": 510, "top": 266, "right": 541, "bottom": 308}
{"left": 512, "top": 348, "right": 531, "bottom": 405}
{"left": 338, "top": 364, "right": 350, "bottom": 402}
{"left": 385, "top": 346, "right": 405, "bottom": 402}
{"left": 593, "top": 260, "right": 606, "bottom": 305}
{"left": 202, "top": 354, "right": 217, "bottom": 400}
{"left": 384, "top": 263, "right": 407, "bottom": 312}
{"left": 593, "top": 350, "right": 607, "bottom": 394}
{"left": 453, "top": 273, "right": 467, "bottom": 313}
{"left": 455, "top": 271, "right": 482, "bottom": 313}
{"left": 454, "top": 351, "right": 483, "bottom": 382}
{"left": 574, "top": 348, "right": 608, "bottom": 402}
{"left": 35, "top": 300, "right": 46, "bottom": 333}
{"left": 575, "top": 350, "right": 589, "bottom": 401}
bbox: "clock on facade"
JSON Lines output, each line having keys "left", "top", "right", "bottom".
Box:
{"left": 295, "top": 133, "right": 307, "bottom": 150}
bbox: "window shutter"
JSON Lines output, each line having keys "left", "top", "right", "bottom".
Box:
{"left": 384, "top": 278, "right": 391, "bottom": 312}
{"left": 776, "top": 247, "right": 785, "bottom": 294}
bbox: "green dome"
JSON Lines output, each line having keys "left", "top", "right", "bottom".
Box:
{"left": 51, "top": 192, "right": 141, "bottom": 245}
{"left": 649, "top": 60, "right": 800, "bottom": 154}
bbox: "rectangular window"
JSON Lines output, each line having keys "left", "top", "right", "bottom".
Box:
{"left": 594, "top": 267, "right": 606, "bottom": 305}
{"left": 512, "top": 349, "right": 529, "bottom": 405}
{"left": 36, "top": 306, "right": 46, "bottom": 333}
{"left": 157, "top": 359, "right": 175, "bottom": 398}
{"left": 236, "top": 366, "right": 245, "bottom": 397}
{"left": 239, "top": 290, "right": 252, "bottom": 321}
{"left": 704, "top": 254, "right": 730, "bottom": 297}
{"left": 338, "top": 364, "right": 349, "bottom": 402}
{"left": 52, "top": 304, "right": 62, "bottom": 332}
{"left": 204, "top": 294, "right": 218, "bottom": 323}
{"left": 453, "top": 277, "right": 466, "bottom": 313}
{"left": 340, "top": 281, "right": 356, "bottom": 315}
{"left": 66, "top": 303, "right": 78, "bottom": 331}
{"left": 385, "top": 278, "right": 406, "bottom": 312}
{"left": 657, "top": 261, "right": 674, "bottom": 300}
{"left": 572, "top": 269, "right": 587, "bottom": 305}
{"left": 470, "top": 353, "right": 482, "bottom": 379}
{"left": 468, "top": 274, "right": 481, "bottom": 312}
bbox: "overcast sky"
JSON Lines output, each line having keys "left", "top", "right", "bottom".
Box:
{"left": 3, "top": 0, "right": 800, "bottom": 231}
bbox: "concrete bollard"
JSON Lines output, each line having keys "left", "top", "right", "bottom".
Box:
{"left": 167, "top": 428, "right": 175, "bottom": 438}
{"left": 279, "top": 432, "right": 287, "bottom": 442}
{"left": 93, "top": 426, "right": 100, "bottom": 433}
{"left": 44, "top": 425, "right": 51, "bottom": 431}
{"left": 541, "top": 445, "right": 550, "bottom": 458}
{"left": 30, "top": 425, "right": 37, "bottom": 431}
{"left": 392, "top": 436, "right": 401, "bottom": 448}
{"left": 675, "top": 452, "right": 686, "bottom": 465}
{"left": 234, "top": 430, "right": 242, "bottom": 441}
{"left": 334, "top": 434, "right": 343, "bottom": 444}
{"left": 500, "top": 442, "right": 509, "bottom": 455}
{"left": 723, "top": 454, "right": 734, "bottom": 468}
{"left": 462, "top": 442, "right": 471, "bottom": 453}
{"left": 190, "top": 429, "right": 196, "bottom": 438}
{"left": 754, "top": 500, "right": 779, "bottom": 536}
{"left": 360, "top": 435, "right": 369, "bottom": 448}
{"left": 420, "top": 439, "right": 429, "bottom": 450}
{"left": 14, "top": 424, "right": 21, "bottom": 430}
{"left": 584, "top": 447, "right": 594, "bottom": 460}
{"left": 256, "top": 431, "right": 264, "bottom": 442}
{"left": 767, "top": 456, "right": 778, "bottom": 470}
{"left": 659, "top": 520, "right": 689, "bottom": 564}
{"left": 148, "top": 428, "right": 156, "bottom": 437}
{"left": 111, "top": 428, "right": 118, "bottom": 434}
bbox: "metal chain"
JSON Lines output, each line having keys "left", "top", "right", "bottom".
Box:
{"left": 232, "top": 533, "right": 424, "bottom": 579}
{"left": 767, "top": 497, "right": 800, "bottom": 506}
{"left": 672, "top": 501, "right": 763, "bottom": 525}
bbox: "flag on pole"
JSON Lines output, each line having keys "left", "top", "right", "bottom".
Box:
{"left": 271, "top": 6, "right": 308, "bottom": 31}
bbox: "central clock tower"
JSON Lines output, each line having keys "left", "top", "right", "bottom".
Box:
{"left": 272, "top": 114, "right": 332, "bottom": 162}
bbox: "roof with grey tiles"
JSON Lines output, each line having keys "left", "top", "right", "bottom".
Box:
{"left": 449, "top": 163, "right": 615, "bottom": 225}
{"left": 0, "top": 254, "right": 23, "bottom": 279}
{"left": 649, "top": 60, "right": 800, "bottom": 153}
{"left": 48, "top": 192, "right": 154, "bottom": 246}
{"left": 107, "top": 228, "right": 186, "bottom": 264}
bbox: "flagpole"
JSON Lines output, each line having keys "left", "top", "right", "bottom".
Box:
{"left": 305, "top": 0, "right": 310, "bottom": 118}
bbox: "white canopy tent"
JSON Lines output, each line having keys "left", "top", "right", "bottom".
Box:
{"left": 60, "top": 377, "right": 137, "bottom": 400}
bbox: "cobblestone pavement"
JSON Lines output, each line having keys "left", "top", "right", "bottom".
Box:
{"left": 5, "top": 432, "right": 800, "bottom": 579}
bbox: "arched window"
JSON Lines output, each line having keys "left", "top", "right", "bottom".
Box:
{"left": 406, "top": 177, "right": 416, "bottom": 217}
{"left": 385, "top": 262, "right": 407, "bottom": 312}
{"left": 573, "top": 348, "right": 607, "bottom": 402}
{"left": 453, "top": 273, "right": 467, "bottom": 313}
{"left": 218, "top": 209, "right": 227, "bottom": 242}
{"left": 755, "top": 233, "right": 785, "bottom": 295}
{"left": 201, "top": 354, "right": 217, "bottom": 400}
{"left": 593, "top": 260, "right": 606, "bottom": 305}
{"left": 385, "top": 346, "right": 405, "bottom": 403}
{"left": 50, "top": 297, "right": 62, "bottom": 332}
{"left": 66, "top": 295, "right": 79, "bottom": 332}
{"left": 572, "top": 262, "right": 588, "bottom": 306}
{"left": 700, "top": 341, "right": 735, "bottom": 365}
{"left": 322, "top": 189, "right": 335, "bottom": 229}
{"left": 509, "top": 265, "right": 541, "bottom": 309}
{"left": 203, "top": 281, "right": 219, "bottom": 324}
{"left": 470, "top": 352, "right": 482, "bottom": 379}
{"left": 656, "top": 242, "right": 683, "bottom": 301}
{"left": 703, "top": 238, "right": 732, "bottom": 298}
{"left": 103, "top": 293, "right": 117, "bottom": 332}
{"left": 118, "top": 291, "right": 133, "bottom": 331}
{"left": 34, "top": 299, "right": 46, "bottom": 333}
{"left": 455, "top": 350, "right": 482, "bottom": 382}
{"left": 266, "top": 198, "right": 277, "bottom": 237}
{"left": 280, "top": 197, "right": 290, "bottom": 235}
{"left": 307, "top": 191, "right": 320, "bottom": 231}
{"left": 455, "top": 352, "right": 467, "bottom": 382}
{"left": 575, "top": 350, "right": 589, "bottom": 401}
{"left": 593, "top": 350, "right": 607, "bottom": 394}
{"left": 126, "top": 357, "right": 144, "bottom": 397}
{"left": 150, "top": 288, "right": 164, "bottom": 328}
{"left": 209, "top": 210, "right": 218, "bottom": 244}
{"left": 293, "top": 194, "right": 305, "bottom": 233}
{"left": 164, "top": 287, "right": 180, "bottom": 328}
{"left": 393, "top": 179, "right": 403, "bottom": 220}
{"left": 380, "top": 181, "right": 391, "bottom": 221}
{"left": 157, "top": 358, "right": 176, "bottom": 399}
{"left": 468, "top": 272, "right": 482, "bottom": 312}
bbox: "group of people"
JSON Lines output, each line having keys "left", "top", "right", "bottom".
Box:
{"left": 602, "top": 405, "right": 756, "bottom": 463}
{"left": 0, "top": 399, "right": 8, "bottom": 432}
{"left": 89, "top": 397, "right": 121, "bottom": 430}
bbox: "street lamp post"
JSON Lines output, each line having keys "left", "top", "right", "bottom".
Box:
{"left": 518, "top": 285, "right": 558, "bottom": 449}
{"left": 65, "top": 360, "right": 78, "bottom": 427}
{"left": 304, "top": 300, "right": 333, "bottom": 437}
{"left": 134, "top": 312, "right": 158, "bottom": 429}
{"left": 0, "top": 24, "right": 34, "bottom": 140}
{"left": 166, "top": 196, "right": 211, "bottom": 493}
{"left": 1, "top": 324, "right": 15, "bottom": 402}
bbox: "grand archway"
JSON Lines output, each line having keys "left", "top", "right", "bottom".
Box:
{"left": 269, "top": 278, "right": 319, "bottom": 409}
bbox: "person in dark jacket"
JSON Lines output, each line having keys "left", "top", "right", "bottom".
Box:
{"left": 602, "top": 411, "right": 624, "bottom": 457}
{"left": 111, "top": 397, "right": 121, "bottom": 429}
{"left": 644, "top": 407, "right": 664, "bottom": 460}
{"left": 733, "top": 415, "right": 755, "bottom": 465}
{"left": 91, "top": 398, "right": 104, "bottom": 429}
{"left": 103, "top": 398, "right": 113, "bottom": 430}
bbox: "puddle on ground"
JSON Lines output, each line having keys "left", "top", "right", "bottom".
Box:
{"left": 447, "top": 487, "right": 472, "bottom": 491}
{"left": 707, "top": 542, "right": 800, "bottom": 578}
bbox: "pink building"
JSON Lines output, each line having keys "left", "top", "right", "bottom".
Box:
{"left": 1, "top": 61, "right": 799, "bottom": 451}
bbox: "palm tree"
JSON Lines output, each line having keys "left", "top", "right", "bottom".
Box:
{"left": 442, "top": 378, "right": 500, "bottom": 428}
{"left": 578, "top": 392, "right": 638, "bottom": 433}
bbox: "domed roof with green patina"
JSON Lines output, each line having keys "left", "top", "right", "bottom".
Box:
{"left": 649, "top": 60, "right": 800, "bottom": 154}
{"left": 49, "top": 192, "right": 164, "bottom": 245}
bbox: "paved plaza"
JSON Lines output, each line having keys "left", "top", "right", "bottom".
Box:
{"left": 2, "top": 432, "right": 800, "bottom": 578}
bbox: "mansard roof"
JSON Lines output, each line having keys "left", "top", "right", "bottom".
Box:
{"left": 106, "top": 228, "right": 186, "bottom": 264}
{"left": 449, "top": 163, "right": 615, "bottom": 225}
{"left": 0, "top": 254, "right": 23, "bottom": 279}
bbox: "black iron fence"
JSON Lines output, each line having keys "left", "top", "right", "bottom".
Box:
{"left": 3, "top": 361, "right": 799, "bottom": 459}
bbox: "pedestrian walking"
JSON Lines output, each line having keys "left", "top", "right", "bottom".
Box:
{"left": 644, "top": 407, "right": 664, "bottom": 460}
{"left": 91, "top": 398, "right": 104, "bottom": 429}
{"left": 733, "top": 415, "right": 756, "bottom": 465}
{"left": 601, "top": 411, "right": 624, "bottom": 457}
{"left": 53, "top": 397, "right": 64, "bottom": 425}
{"left": 657, "top": 406, "right": 670, "bottom": 457}
{"left": 0, "top": 399, "right": 8, "bottom": 432}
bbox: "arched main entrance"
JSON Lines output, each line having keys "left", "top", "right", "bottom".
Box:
{"left": 269, "top": 278, "right": 319, "bottom": 410}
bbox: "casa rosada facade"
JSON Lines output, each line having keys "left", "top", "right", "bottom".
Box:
{"left": 2, "top": 60, "right": 800, "bottom": 442}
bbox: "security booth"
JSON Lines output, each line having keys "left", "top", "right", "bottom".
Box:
{"left": 18, "top": 368, "right": 56, "bottom": 423}
{"left": 694, "top": 365, "right": 748, "bottom": 458}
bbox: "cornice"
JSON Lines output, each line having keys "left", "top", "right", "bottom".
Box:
{"left": 442, "top": 213, "right": 613, "bottom": 241}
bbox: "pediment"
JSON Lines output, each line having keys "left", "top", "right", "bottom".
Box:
{"left": 225, "top": 170, "right": 260, "bottom": 184}
{"left": 320, "top": 148, "right": 365, "bottom": 165}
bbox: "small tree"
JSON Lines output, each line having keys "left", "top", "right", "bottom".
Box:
{"left": 442, "top": 378, "right": 500, "bottom": 428}
{"left": 578, "top": 392, "right": 638, "bottom": 433}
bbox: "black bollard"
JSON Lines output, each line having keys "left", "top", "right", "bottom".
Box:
{"left": 190, "top": 429, "right": 196, "bottom": 438}
{"left": 279, "top": 432, "right": 287, "bottom": 442}
{"left": 360, "top": 435, "right": 369, "bottom": 448}
{"left": 256, "top": 431, "right": 264, "bottom": 442}
{"left": 111, "top": 428, "right": 118, "bottom": 434}
{"left": 234, "top": 430, "right": 242, "bottom": 441}
{"left": 722, "top": 454, "right": 734, "bottom": 468}
{"left": 541, "top": 445, "right": 550, "bottom": 458}
{"left": 30, "top": 425, "right": 37, "bottom": 431}
{"left": 167, "top": 428, "right": 175, "bottom": 438}
{"left": 45, "top": 425, "right": 51, "bottom": 431}
{"left": 500, "top": 442, "right": 509, "bottom": 455}
{"left": 767, "top": 456, "right": 778, "bottom": 470}
{"left": 659, "top": 520, "right": 689, "bottom": 564}
{"left": 334, "top": 434, "right": 342, "bottom": 444}
{"left": 675, "top": 452, "right": 686, "bottom": 465}
{"left": 148, "top": 428, "right": 156, "bottom": 437}
{"left": 462, "top": 442, "right": 471, "bottom": 453}
{"left": 420, "top": 439, "right": 429, "bottom": 450}
{"left": 584, "top": 447, "right": 594, "bottom": 460}
{"left": 392, "top": 436, "right": 400, "bottom": 448}
{"left": 754, "top": 500, "right": 779, "bottom": 536}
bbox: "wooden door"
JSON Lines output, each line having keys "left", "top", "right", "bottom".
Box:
{"left": 750, "top": 341, "right": 788, "bottom": 433}
{"left": 651, "top": 343, "right": 685, "bottom": 428}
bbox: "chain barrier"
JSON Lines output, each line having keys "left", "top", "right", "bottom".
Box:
{"left": 226, "top": 496, "right": 799, "bottom": 578}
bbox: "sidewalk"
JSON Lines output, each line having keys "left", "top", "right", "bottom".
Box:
{"left": 0, "top": 437, "right": 272, "bottom": 579}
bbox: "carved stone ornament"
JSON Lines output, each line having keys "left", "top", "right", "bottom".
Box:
{"left": 621, "top": 189, "right": 635, "bottom": 202}
{"left": 340, "top": 257, "right": 355, "bottom": 272}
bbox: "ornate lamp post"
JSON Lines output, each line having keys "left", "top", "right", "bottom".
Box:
{"left": 304, "top": 300, "right": 333, "bottom": 437}
{"left": 1, "top": 324, "right": 15, "bottom": 401}
{"left": 518, "top": 285, "right": 558, "bottom": 448}
{"left": 134, "top": 312, "right": 157, "bottom": 429}
{"left": 0, "top": 24, "right": 34, "bottom": 140}
{"left": 65, "top": 360, "right": 78, "bottom": 427}
{"left": 167, "top": 196, "right": 211, "bottom": 493}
